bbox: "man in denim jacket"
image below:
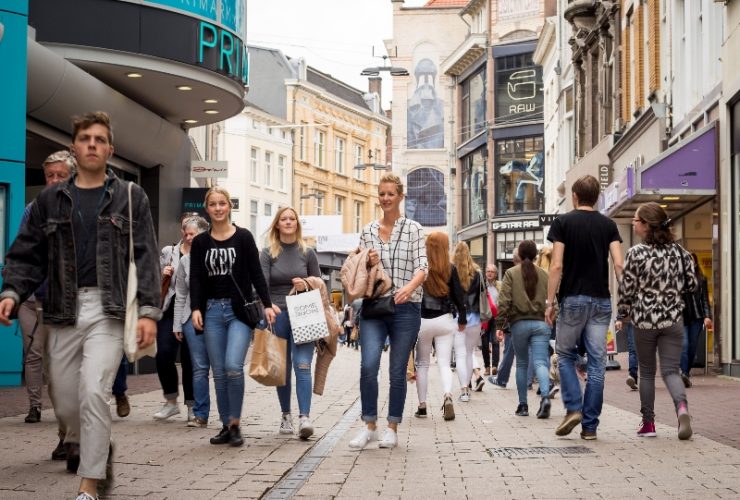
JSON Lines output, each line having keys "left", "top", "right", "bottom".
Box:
{"left": 0, "top": 111, "right": 161, "bottom": 500}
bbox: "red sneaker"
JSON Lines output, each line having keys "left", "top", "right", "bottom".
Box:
{"left": 636, "top": 420, "right": 657, "bottom": 437}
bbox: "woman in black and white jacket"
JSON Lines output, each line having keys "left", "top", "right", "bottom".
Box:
{"left": 616, "top": 202, "right": 697, "bottom": 440}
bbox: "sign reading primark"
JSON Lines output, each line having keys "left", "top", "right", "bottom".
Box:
{"left": 491, "top": 218, "right": 540, "bottom": 231}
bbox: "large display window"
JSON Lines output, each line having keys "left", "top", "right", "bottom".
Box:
{"left": 461, "top": 148, "right": 487, "bottom": 226}
{"left": 405, "top": 167, "right": 446, "bottom": 226}
{"left": 495, "top": 136, "right": 544, "bottom": 215}
{"left": 461, "top": 68, "right": 486, "bottom": 142}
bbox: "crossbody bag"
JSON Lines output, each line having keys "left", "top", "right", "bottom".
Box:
{"left": 362, "top": 218, "right": 407, "bottom": 319}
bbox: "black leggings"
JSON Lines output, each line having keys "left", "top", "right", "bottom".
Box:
{"left": 155, "top": 304, "right": 193, "bottom": 402}
{"left": 480, "top": 324, "right": 500, "bottom": 369}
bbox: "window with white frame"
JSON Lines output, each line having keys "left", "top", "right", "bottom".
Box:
{"left": 278, "top": 155, "right": 286, "bottom": 190}
{"left": 264, "top": 202, "right": 272, "bottom": 217}
{"left": 300, "top": 183, "right": 308, "bottom": 214}
{"left": 373, "top": 149, "right": 382, "bottom": 183}
{"left": 316, "top": 192, "right": 324, "bottom": 215}
{"left": 354, "top": 201, "right": 364, "bottom": 232}
{"left": 335, "top": 137, "right": 345, "bottom": 174}
{"left": 264, "top": 151, "right": 273, "bottom": 187}
{"left": 250, "top": 147, "right": 259, "bottom": 183}
{"left": 335, "top": 195, "right": 344, "bottom": 218}
{"left": 314, "top": 129, "right": 325, "bottom": 167}
{"left": 250, "top": 200, "right": 259, "bottom": 233}
{"left": 354, "top": 144, "right": 364, "bottom": 180}
{"left": 299, "top": 122, "right": 307, "bottom": 160}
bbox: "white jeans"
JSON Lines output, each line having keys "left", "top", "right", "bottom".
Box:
{"left": 46, "top": 288, "right": 123, "bottom": 479}
{"left": 455, "top": 324, "right": 482, "bottom": 386}
{"left": 415, "top": 314, "right": 466, "bottom": 403}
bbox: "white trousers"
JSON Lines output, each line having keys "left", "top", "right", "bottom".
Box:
{"left": 47, "top": 288, "right": 123, "bottom": 479}
{"left": 415, "top": 314, "right": 467, "bottom": 403}
{"left": 455, "top": 324, "right": 482, "bottom": 386}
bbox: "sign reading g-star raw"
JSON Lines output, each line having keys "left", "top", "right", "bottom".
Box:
{"left": 495, "top": 64, "right": 543, "bottom": 124}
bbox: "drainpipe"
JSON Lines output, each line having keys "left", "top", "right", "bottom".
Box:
{"left": 449, "top": 76, "right": 457, "bottom": 245}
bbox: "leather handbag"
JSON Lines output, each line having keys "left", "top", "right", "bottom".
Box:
{"left": 479, "top": 271, "right": 493, "bottom": 322}
{"left": 362, "top": 219, "right": 406, "bottom": 319}
{"left": 123, "top": 182, "right": 157, "bottom": 362}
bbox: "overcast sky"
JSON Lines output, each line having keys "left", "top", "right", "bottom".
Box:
{"left": 247, "top": 0, "right": 428, "bottom": 107}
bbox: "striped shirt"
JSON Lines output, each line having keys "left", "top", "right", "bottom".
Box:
{"left": 359, "top": 217, "right": 428, "bottom": 302}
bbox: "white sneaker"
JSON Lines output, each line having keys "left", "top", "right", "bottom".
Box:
{"left": 459, "top": 390, "right": 471, "bottom": 403}
{"left": 75, "top": 493, "right": 98, "bottom": 500}
{"left": 349, "top": 428, "right": 377, "bottom": 449}
{"left": 279, "top": 414, "right": 294, "bottom": 435}
{"left": 298, "top": 416, "right": 314, "bottom": 439}
{"left": 153, "top": 403, "right": 179, "bottom": 420}
{"left": 186, "top": 405, "right": 195, "bottom": 425}
{"left": 378, "top": 428, "right": 398, "bottom": 449}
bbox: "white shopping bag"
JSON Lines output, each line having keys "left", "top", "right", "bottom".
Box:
{"left": 285, "top": 289, "right": 330, "bottom": 344}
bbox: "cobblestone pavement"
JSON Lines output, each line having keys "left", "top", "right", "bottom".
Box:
{"left": 1, "top": 347, "right": 739, "bottom": 499}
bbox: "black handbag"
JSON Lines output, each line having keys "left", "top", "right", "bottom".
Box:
{"left": 361, "top": 219, "right": 406, "bottom": 319}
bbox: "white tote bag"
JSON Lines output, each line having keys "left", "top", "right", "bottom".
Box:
{"left": 123, "top": 182, "right": 157, "bottom": 362}
{"left": 285, "top": 288, "right": 330, "bottom": 345}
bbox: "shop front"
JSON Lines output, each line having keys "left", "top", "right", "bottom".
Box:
{"left": 491, "top": 217, "right": 546, "bottom": 275}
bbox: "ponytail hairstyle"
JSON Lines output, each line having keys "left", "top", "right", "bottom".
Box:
{"left": 452, "top": 241, "right": 479, "bottom": 291}
{"left": 424, "top": 232, "right": 451, "bottom": 297}
{"left": 636, "top": 202, "right": 674, "bottom": 245}
{"left": 518, "top": 240, "right": 539, "bottom": 301}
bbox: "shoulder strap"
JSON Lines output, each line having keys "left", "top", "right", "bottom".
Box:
{"left": 388, "top": 218, "right": 407, "bottom": 288}
{"left": 128, "top": 182, "right": 134, "bottom": 264}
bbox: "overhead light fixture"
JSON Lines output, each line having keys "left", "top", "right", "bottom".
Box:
{"left": 662, "top": 196, "right": 680, "bottom": 201}
{"left": 177, "top": 85, "right": 193, "bottom": 91}
{"left": 204, "top": 110, "right": 219, "bottom": 115}
{"left": 204, "top": 98, "right": 219, "bottom": 104}
{"left": 183, "top": 119, "right": 198, "bottom": 124}
{"left": 360, "top": 55, "right": 409, "bottom": 77}
{"left": 659, "top": 204, "right": 668, "bottom": 208}
{"left": 126, "top": 72, "right": 143, "bottom": 78}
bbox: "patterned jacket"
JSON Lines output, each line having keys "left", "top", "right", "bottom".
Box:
{"left": 617, "top": 243, "right": 697, "bottom": 329}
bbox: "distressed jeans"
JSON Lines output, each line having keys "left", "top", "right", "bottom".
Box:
{"left": 181, "top": 318, "right": 211, "bottom": 420}
{"left": 556, "top": 295, "right": 611, "bottom": 433}
{"left": 204, "top": 299, "right": 252, "bottom": 426}
{"left": 359, "top": 302, "right": 421, "bottom": 424}
{"left": 274, "top": 312, "right": 315, "bottom": 416}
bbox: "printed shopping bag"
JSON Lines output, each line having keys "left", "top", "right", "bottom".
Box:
{"left": 249, "top": 325, "right": 287, "bottom": 386}
{"left": 285, "top": 289, "right": 330, "bottom": 344}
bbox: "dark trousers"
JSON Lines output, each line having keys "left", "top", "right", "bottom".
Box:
{"left": 155, "top": 304, "right": 193, "bottom": 403}
{"left": 112, "top": 356, "right": 128, "bottom": 397}
{"left": 480, "top": 325, "right": 500, "bottom": 369}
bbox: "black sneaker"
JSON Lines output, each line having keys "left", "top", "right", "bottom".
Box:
{"left": 414, "top": 406, "right": 427, "bottom": 418}
{"left": 515, "top": 403, "right": 529, "bottom": 416}
{"left": 51, "top": 438, "right": 67, "bottom": 460}
{"left": 475, "top": 376, "right": 485, "bottom": 392}
{"left": 210, "top": 426, "right": 231, "bottom": 445}
{"left": 536, "top": 397, "right": 551, "bottom": 419}
{"left": 229, "top": 425, "right": 244, "bottom": 447}
{"left": 66, "top": 443, "right": 80, "bottom": 473}
{"left": 25, "top": 406, "right": 41, "bottom": 423}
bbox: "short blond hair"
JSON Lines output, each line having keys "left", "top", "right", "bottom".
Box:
{"left": 378, "top": 174, "right": 404, "bottom": 195}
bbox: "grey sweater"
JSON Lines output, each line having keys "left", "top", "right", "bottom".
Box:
{"left": 260, "top": 242, "right": 321, "bottom": 309}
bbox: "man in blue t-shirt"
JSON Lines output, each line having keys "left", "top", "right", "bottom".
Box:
{"left": 546, "top": 175, "right": 623, "bottom": 440}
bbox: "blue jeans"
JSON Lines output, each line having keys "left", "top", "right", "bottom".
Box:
{"left": 556, "top": 295, "right": 611, "bottom": 432}
{"left": 681, "top": 320, "right": 703, "bottom": 376}
{"left": 274, "top": 312, "right": 314, "bottom": 416}
{"left": 496, "top": 333, "right": 514, "bottom": 384}
{"left": 512, "top": 320, "right": 550, "bottom": 405}
{"left": 204, "top": 299, "right": 252, "bottom": 426}
{"left": 112, "top": 356, "right": 128, "bottom": 397}
{"left": 359, "top": 302, "right": 420, "bottom": 424}
{"left": 627, "top": 323, "right": 638, "bottom": 379}
{"left": 181, "top": 318, "right": 211, "bottom": 420}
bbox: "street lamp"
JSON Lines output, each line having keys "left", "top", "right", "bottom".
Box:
{"left": 361, "top": 55, "right": 409, "bottom": 77}
{"left": 354, "top": 150, "right": 388, "bottom": 171}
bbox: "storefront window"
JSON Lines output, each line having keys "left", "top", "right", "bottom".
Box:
{"left": 495, "top": 136, "right": 544, "bottom": 215}
{"left": 461, "top": 68, "right": 486, "bottom": 142}
{"left": 494, "top": 229, "right": 545, "bottom": 272}
{"left": 406, "top": 167, "right": 446, "bottom": 226}
{"left": 494, "top": 53, "right": 543, "bottom": 125}
{"left": 461, "top": 149, "right": 487, "bottom": 226}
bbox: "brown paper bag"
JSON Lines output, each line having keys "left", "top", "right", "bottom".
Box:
{"left": 249, "top": 326, "right": 287, "bottom": 387}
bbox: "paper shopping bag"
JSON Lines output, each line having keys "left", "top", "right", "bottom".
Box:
{"left": 249, "top": 326, "right": 287, "bottom": 386}
{"left": 285, "top": 289, "right": 330, "bottom": 344}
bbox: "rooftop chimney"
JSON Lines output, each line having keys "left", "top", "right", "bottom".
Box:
{"left": 368, "top": 77, "right": 382, "bottom": 111}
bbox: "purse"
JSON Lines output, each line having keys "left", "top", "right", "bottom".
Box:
{"left": 479, "top": 271, "right": 493, "bottom": 322}
{"left": 249, "top": 324, "right": 287, "bottom": 386}
{"left": 123, "top": 182, "right": 157, "bottom": 362}
{"left": 361, "top": 219, "right": 406, "bottom": 319}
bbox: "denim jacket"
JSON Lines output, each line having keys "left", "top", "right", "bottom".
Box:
{"left": 0, "top": 170, "right": 162, "bottom": 326}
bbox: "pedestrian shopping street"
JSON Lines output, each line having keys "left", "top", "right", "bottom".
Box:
{"left": 1, "top": 347, "right": 739, "bottom": 499}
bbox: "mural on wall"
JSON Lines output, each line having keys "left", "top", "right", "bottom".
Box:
{"left": 495, "top": 136, "right": 545, "bottom": 214}
{"left": 405, "top": 167, "right": 446, "bottom": 226}
{"left": 407, "top": 53, "right": 444, "bottom": 149}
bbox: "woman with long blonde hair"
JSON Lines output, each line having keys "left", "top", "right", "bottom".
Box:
{"left": 452, "top": 242, "right": 485, "bottom": 402}
{"left": 414, "top": 232, "right": 467, "bottom": 421}
{"left": 260, "top": 207, "right": 320, "bottom": 439}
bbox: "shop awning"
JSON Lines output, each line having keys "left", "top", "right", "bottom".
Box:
{"left": 601, "top": 123, "right": 717, "bottom": 222}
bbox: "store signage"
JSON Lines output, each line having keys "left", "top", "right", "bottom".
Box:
{"left": 598, "top": 164, "right": 612, "bottom": 192}
{"left": 257, "top": 215, "right": 343, "bottom": 239}
{"left": 538, "top": 214, "right": 558, "bottom": 226}
{"left": 498, "top": 0, "right": 539, "bottom": 21}
{"left": 198, "top": 21, "right": 249, "bottom": 85}
{"left": 495, "top": 63, "right": 543, "bottom": 124}
{"left": 191, "top": 160, "right": 228, "bottom": 178}
{"left": 144, "top": 0, "right": 246, "bottom": 36}
{"left": 491, "top": 218, "right": 540, "bottom": 231}
{"left": 181, "top": 188, "right": 209, "bottom": 216}
{"left": 316, "top": 233, "right": 361, "bottom": 253}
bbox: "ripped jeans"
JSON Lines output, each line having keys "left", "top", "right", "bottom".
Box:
{"left": 274, "top": 311, "right": 314, "bottom": 416}
{"left": 204, "top": 299, "right": 252, "bottom": 426}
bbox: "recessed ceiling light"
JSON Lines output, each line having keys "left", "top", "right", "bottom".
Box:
{"left": 204, "top": 110, "right": 219, "bottom": 115}
{"left": 126, "top": 72, "right": 143, "bottom": 78}
{"left": 659, "top": 204, "right": 668, "bottom": 208}
{"left": 662, "top": 196, "right": 680, "bottom": 201}
{"left": 183, "top": 119, "right": 199, "bottom": 124}
{"left": 177, "top": 85, "right": 193, "bottom": 91}
{"left": 204, "top": 99, "right": 219, "bottom": 104}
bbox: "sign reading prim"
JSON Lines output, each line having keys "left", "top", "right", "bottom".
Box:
{"left": 144, "top": 0, "right": 245, "bottom": 36}
{"left": 198, "top": 21, "right": 249, "bottom": 85}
